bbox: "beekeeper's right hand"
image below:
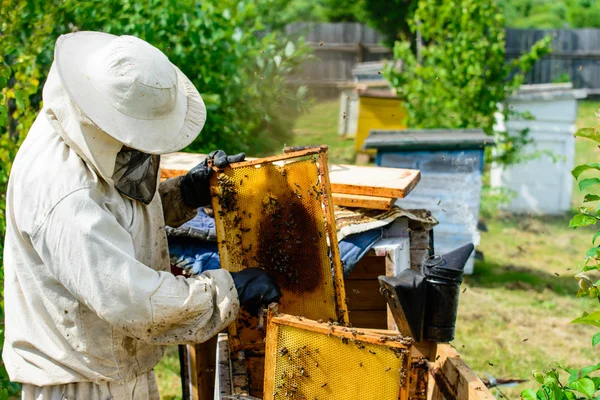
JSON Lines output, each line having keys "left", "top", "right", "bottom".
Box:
{"left": 180, "top": 150, "right": 246, "bottom": 208}
{"left": 229, "top": 268, "right": 282, "bottom": 316}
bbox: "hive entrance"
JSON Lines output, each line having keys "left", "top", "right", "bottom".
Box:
{"left": 210, "top": 147, "right": 348, "bottom": 353}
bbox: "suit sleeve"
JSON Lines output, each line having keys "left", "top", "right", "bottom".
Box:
{"left": 31, "top": 189, "right": 239, "bottom": 345}
{"left": 158, "top": 176, "right": 199, "bottom": 228}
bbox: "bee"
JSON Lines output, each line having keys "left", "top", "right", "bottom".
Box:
{"left": 319, "top": 42, "right": 324, "bottom": 46}
{"left": 441, "top": 156, "right": 445, "bottom": 160}
{"left": 488, "top": 362, "right": 494, "bottom": 367}
{"left": 522, "top": 338, "right": 529, "bottom": 342}
{"left": 280, "top": 347, "right": 289, "bottom": 356}
{"left": 462, "top": 288, "right": 467, "bottom": 293}
{"left": 385, "top": 367, "right": 391, "bottom": 372}
{"left": 352, "top": 289, "right": 360, "bottom": 295}
{"left": 321, "top": 383, "right": 328, "bottom": 388}
{"left": 368, "top": 350, "right": 376, "bottom": 355}
{"left": 437, "top": 200, "right": 441, "bottom": 205}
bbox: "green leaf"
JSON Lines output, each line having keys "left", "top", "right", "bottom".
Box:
{"left": 580, "top": 178, "right": 600, "bottom": 191}
{"left": 565, "top": 391, "right": 577, "bottom": 400}
{"left": 15, "top": 90, "right": 24, "bottom": 110}
{"left": 284, "top": 41, "right": 296, "bottom": 58}
{"left": 567, "top": 363, "right": 600, "bottom": 384}
{"left": 572, "top": 312, "right": 600, "bottom": 328}
{"left": 593, "top": 232, "right": 600, "bottom": 245}
{"left": 570, "top": 214, "right": 598, "bottom": 229}
{"left": 593, "top": 332, "right": 600, "bottom": 347}
{"left": 592, "top": 377, "right": 600, "bottom": 390}
{"left": 585, "top": 194, "right": 600, "bottom": 203}
{"left": 0, "top": 76, "right": 6, "bottom": 91}
{"left": 573, "top": 164, "right": 600, "bottom": 179}
{"left": 0, "top": 106, "right": 7, "bottom": 127}
{"left": 575, "top": 127, "right": 600, "bottom": 144}
{"left": 586, "top": 247, "right": 600, "bottom": 258}
{"left": 568, "top": 377, "right": 596, "bottom": 398}
{"left": 521, "top": 388, "right": 537, "bottom": 400}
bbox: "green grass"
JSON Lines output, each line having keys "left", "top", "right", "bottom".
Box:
{"left": 289, "top": 99, "right": 355, "bottom": 164}
{"left": 155, "top": 346, "right": 182, "bottom": 399}
{"left": 156, "top": 99, "right": 600, "bottom": 399}
{"left": 454, "top": 100, "right": 600, "bottom": 398}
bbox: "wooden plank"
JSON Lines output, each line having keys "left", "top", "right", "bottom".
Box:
{"left": 179, "top": 345, "right": 192, "bottom": 400}
{"left": 262, "top": 308, "right": 281, "bottom": 400}
{"left": 196, "top": 337, "right": 218, "bottom": 400}
{"left": 345, "top": 279, "right": 387, "bottom": 311}
{"left": 160, "top": 152, "right": 422, "bottom": 200}
{"left": 270, "top": 313, "right": 410, "bottom": 349}
{"left": 246, "top": 353, "right": 265, "bottom": 398}
{"left": 188, "top": 345, "right": 200, "bottom": 400}
{"left": 428, "top": 344, "right": 495, "bottom": 400}
{"left": 347, "top": 310, "right": 388, "bottom": 329}
{"left": 332, "top": 193, "right": 395, "bottom": 210}
{"left": 346, "top": 255, "right": 385, "bottom": 280}
{"left": 328, "top": 164, "right": 420, "bottom": 199}
{"left": 318, "top": 151, "right": 350, "bottom": 325}
{"left": 215, "top": 334, "right": 232, "bottom": 399}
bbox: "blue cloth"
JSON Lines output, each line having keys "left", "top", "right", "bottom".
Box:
{"left": 339, "top": 229, "right": 383, "bottom": 278}
{"left": 167, "top": 236, "right": 221, "bottom": 275}
{"left": 165, "top": 208, "right": 217, "bottom": 242}
{"left": 167, "top": 210, "right": 384, "bottom": 277}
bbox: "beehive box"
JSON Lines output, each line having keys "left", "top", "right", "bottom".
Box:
{"left": 355, "top": 90, "right": 407, "bottom": 154}
{"left": 213, "top": 329, "right": 496, "bottom": 400}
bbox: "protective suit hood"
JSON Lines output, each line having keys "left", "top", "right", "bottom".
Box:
{"left": 43, "top": 63, "right": 122, "bottom": 184}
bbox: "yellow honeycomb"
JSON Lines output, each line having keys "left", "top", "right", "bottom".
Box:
{"left": 265, "top": 318, "right": 411, "bottom": 400}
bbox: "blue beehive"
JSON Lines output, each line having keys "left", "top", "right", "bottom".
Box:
{"left": 364, "top": 129, "right": 493, "bottom": 274}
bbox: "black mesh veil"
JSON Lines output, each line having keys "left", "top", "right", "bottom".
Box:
{"left": 112, "top": 148, "right": 161, "bottom": 205}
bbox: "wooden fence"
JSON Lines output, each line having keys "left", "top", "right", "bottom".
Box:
{"left": 284, "top": 23, "right": 600, "bottom": 96}
{"left": 284, "top": 22, "right": 391, "bottom": 95}
{"left": 506, "top": 28, "right": 600, "bottom": 94}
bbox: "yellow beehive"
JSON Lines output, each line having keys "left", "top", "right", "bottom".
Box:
{"left": 355, "top": 91, "right": 407, "bottom": 153}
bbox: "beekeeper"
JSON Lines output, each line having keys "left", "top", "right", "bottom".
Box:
{"left": 3, "top": 32, "right": 281, "bottom": 399}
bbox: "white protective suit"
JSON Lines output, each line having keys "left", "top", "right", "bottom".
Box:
{"left": 2, "top": 64, "right": 239, "bottom": 399}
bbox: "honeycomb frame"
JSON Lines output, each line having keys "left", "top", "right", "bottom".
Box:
{"left": 263, "top": 307, "right": 412, "bottom": 400}
{"left": 209, "top": 146, "right": 349, "bottom": 353}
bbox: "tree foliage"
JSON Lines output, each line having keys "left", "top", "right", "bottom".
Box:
{"left": 355, "top": 0, "right": 417, "bottom": 47}
{"left": 383, "top": 0, "right": 551, "bottom": 165}
{"left": 1, "top": 0, "right": 312, "bottom": 395}
{"left": 525, "top": 111, "right": 600, "bottom": 400}
{"left": 502, "top": 0, "right": 600, "bottom": 29}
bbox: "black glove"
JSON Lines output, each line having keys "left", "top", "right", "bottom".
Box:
{"left": 230, "top": 268, "right": 282, "bottom": 316}
{"left": 180, "top": 150, "right": 246, "bottom": 208}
